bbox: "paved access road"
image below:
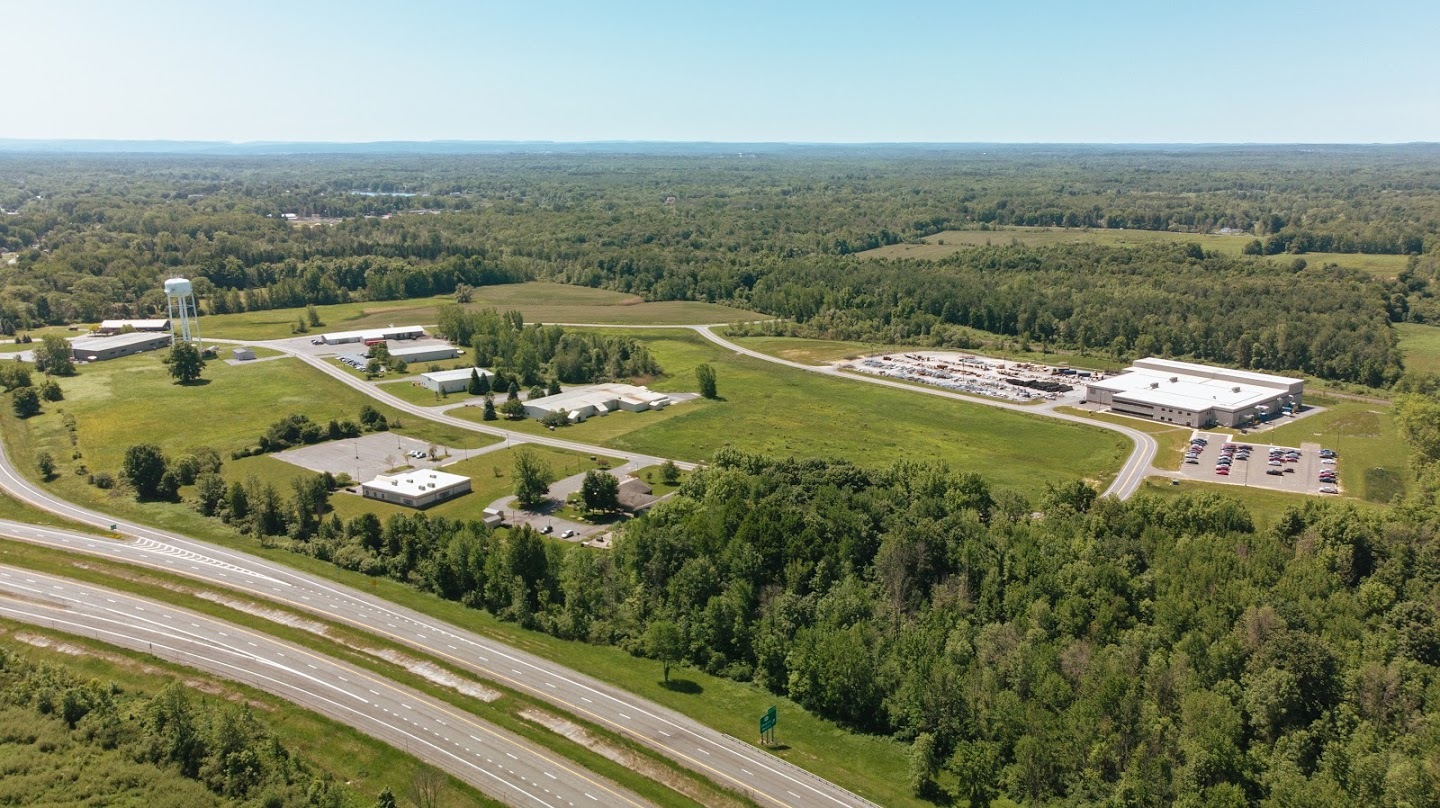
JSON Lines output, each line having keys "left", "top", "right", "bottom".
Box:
{"left": 0, "top": 564, "right": 650, "bottom": 808}
{"left": 0, "top": 443, "right": 875, "bottom": 808}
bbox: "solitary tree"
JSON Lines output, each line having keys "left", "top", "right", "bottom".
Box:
{"left": 306, "top": 304, "right": 323, "bottom": 327}
{"left": 646, "top": 619, "right": 685, "bottom": 683}
{"left": 36, "top": 451, "right": 54, "bottom": 480}
{"left": 38, "top": 380, "right": 63, "bottom": 401}
{"left": 36, "top": 335, "right": 76, "bottom": 376}
{"left": 512, "top": 448, "right": 555, "bottom": 509}
{"left": 482, "top": 395, "right": 497, "bottom": 421}
{"left": 506, "top": 379, "right": 520, "bottom": 402}
{"left": 11, "top": 387, "right": 40, "bottom": 418}
{"left": 501, "top": 397, "right": 526, "bottom": 419}
{"left": 580, "top": 469, "right": 620, "bottom": 513}
{"left": 122, "top": 443, "right": 169, "bottom": 500}
{"left": 163, "top": 341, "right": 206, "bottom": 384}
{"left": 660, "top": 459, "right": 681, "bottom": 486}
{"left": 696, "top": 363, "right": 718, "bottom": 399}
{"left": 467, "top": 368, "right": 484, "bottom": 396}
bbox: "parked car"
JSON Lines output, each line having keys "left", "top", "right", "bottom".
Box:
{"left": 1267, "top": 469, "right": 1284, "bottom": 476}
{"left": 561, "top": 529, "right": 576, "bottom": 538}
{"left": 1319, "top": 486, "right": 1339, "bottom": 494}
{"left": 540, "top": 524, "right": 553, "bottom": 534}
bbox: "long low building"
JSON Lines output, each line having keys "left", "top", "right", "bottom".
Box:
{"left": 418, "top": 367, "right": 493, "bottom": 394}
{"left": 388, "top": 344, "right": 460, "bottom": 364}
{"left": 70, "top": 331, "right": 172, "bottom": 362}
{"left": 360, "top": 470, "right": 472, "bottom": 508}
{"left": 523, "top": 383, "right": 671, "bottom": 422}
{"left": 321, "top": 325, "right": 426, "bottom": 345}
{"left": 97, "top": 318, "right": 170, "bottom": 334}
{"left": 1085, "top": 357, "right": 1303, "bottom": 428}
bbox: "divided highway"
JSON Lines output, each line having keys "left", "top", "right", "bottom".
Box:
{"left": 0, "top": 564, "right": 650, "bottom": 808}
{"left": 0, "top": 440, "right": 875, "bottom": 808}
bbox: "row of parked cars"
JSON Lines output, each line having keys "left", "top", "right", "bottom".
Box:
{"left": 1317, "top": 447, "right": 1339, "bottom": 493}
{"left": 1213, "top": 441, "right": 1252, "bottom": 476}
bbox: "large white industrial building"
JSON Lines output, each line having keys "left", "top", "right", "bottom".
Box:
{"left": 70, "top": 332, "right": 172, "bottom": 362}
{"left": 1084, "top": 357, "right": 1303, "bottom": 428}
{"left": 388, "top": 344, "right": 460, "bottom": 364}
{"left": 418, "top": 367, "right": 493, "bottom": 394}
{"left": 360, "top": 470, "right": 472, "bottom": 508}
{"left": 523, "top": 383, "right": 670, "bottom": 422}
{"left": 321, "top": 325, "right": 426, "bottom": 345}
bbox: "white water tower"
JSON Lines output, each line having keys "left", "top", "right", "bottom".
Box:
{"left": 164, "top": 277, "right": 201, "bottom": 344}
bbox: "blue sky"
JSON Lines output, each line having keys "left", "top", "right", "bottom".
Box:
{"left": 7, "top": 0, "right": 1437, "bottom": 143}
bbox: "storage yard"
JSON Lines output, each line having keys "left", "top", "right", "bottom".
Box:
{"left": 841, "top": 352, "right": 1094, "bottom": 403}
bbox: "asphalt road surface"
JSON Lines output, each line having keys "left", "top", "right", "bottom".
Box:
{"left": 0, "top": 564, "right": 650, "bottom": 808}
{"left": 0, "top": 441, "right": 875, "bottom": 808}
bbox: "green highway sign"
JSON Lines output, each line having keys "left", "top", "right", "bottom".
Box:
{"left": 760, "top": 705, "right": 777, "bottom": 734}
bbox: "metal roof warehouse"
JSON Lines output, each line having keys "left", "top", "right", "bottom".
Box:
{"left": 1084, "top": 357, "right": 1303, "bottom": 428}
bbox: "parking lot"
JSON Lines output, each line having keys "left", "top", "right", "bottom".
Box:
{"left": 841, "top": 351, "right": 1099, "bottom": 404}
{"left": 1176, "top": 431, "right": 1340, "bottom": 496}
{"left": 274, "top": 432, "right": 494, "bottom": 482}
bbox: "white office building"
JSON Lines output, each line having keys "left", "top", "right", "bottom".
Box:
{"left": 523, "top": 383, "right": 671, "bottom": 422}
{"left": 70, "top": 332, "right": 172, "bottom": 362}
{"left": 1084, "top": 357, "right": 1303, "bottom": 428}
{"left": 320, "top": 325, "right": 426, "bottom": 345}
{"left": 360, "top": 470, "right": 472, "bottom": 508}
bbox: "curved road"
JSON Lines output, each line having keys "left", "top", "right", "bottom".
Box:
{"left": 0, "top": 565, "right": 650, "bottom": 808}
{"left": 0, "top": 440, "right": 874, "bottom": 808}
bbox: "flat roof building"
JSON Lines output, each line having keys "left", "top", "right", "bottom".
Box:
{"left": 70, "top": 332, "right": 172, "bottom": 362}
{"left": 1085, "top": 357, "right": 1303, "bottom": 428}
{"left": 321, "top": 325, "right": 426, "bottom": 345}
{"left": 389, "top": 344, "right": 460, "bottom": 364}
{"left": 418, "top": 367, "right": 493, "bottom": 394}
{"left": 231, "top": 347, "right": 256, "bottom": 361}
{"left": 97, "top": 318, "right": 170, "bottom": 334}
{"left": 522, "top": 383, "right": 671, "bottom": 422}
{"left": 360, "top": 470, "right": 472, "bottom": 509}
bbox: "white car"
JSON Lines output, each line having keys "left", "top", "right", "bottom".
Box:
{"left": 560, "top": 529, "right": 576, "bottom": 538}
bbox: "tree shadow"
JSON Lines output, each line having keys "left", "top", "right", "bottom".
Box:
{"left": 177, "top": 378, "right": 212, "bottom": 387}
{"left": 660, "top": 678, "right": 703, "bottom": 695}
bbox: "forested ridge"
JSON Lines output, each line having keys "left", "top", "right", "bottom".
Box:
{"left": 3, "top": 148, "right": 1440, "bottom": 383}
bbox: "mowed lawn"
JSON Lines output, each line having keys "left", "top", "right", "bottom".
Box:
{"left": 1262, "top": 400, "right": 1408, "bottom": 504}
{"left": 481, "top": 329, "right": 1130, "bottom": 498}
{"left": 1398, "top": 322, "right": 1440, "bottom": 375}
{"left": 201, "top": 282, "right": 766, "bottom": 340}
{"left": 858, "top": 227, "right": 1411, "bottom": 276}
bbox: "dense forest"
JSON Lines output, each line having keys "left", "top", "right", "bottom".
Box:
{"left": 3, "top": 147, "right": 1440, "bottom": 383}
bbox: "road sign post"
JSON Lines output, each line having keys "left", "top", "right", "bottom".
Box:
{"left": 759, "top": 705, "right": 777, "bottom": 746}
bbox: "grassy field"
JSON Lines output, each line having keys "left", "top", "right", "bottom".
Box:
{"left": 1054, "top": 406, "right": 1194, "bottom": 470}
{"left": 1262, "top": 400, "right": 1408, "bottom": 504}
{"left": 858, "top": 227, "right": 1412, "bottom": 276}
{"left": 201, "top": 282, "right": 766, "bottom": 340}
{"left": 1397, "top": 322, "right": 1440, "bottom": 375}
{"left": 467, "top": 329, "right": 1130, "bottom": 497}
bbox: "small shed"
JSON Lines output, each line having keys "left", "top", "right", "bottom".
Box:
{"left": 232, "top": 347, "right": 257, "bottom": 361}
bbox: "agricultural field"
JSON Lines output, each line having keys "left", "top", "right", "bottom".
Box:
{"left": 201, "top": 282, "right": 766, "bottom": 340}
{"left": 461, "top": 328, "right": 1130, "bottom": 498}
{"left": 859, "top": 227, "right": 1412, "bottom": 276}
{"left": 1397, "top": 322, "right": 1440, "bottom": 375}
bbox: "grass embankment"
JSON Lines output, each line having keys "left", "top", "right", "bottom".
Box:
{"left": 202, "top": 282, "right": 766, "bottom": 340}
{"left": 0, "top": 622, "right": 498, "bottom": 808}
{"left": 0, "top": 538, "right": 741, "bottom": 808}
{"left": 1397, "top": 322, "right": 1440, "bottom": 375}
{"left": 459, "top": 329, "right": 1129, "bottom": 498}
{"left": 858, "top": 227, "right": 1412, "bottom": 277}
{"left": 1263, "top": 400, "right": 1408, "bottom": 504}
{"left": 1053, "top": 406, "right": 1194, "bottom": 471}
